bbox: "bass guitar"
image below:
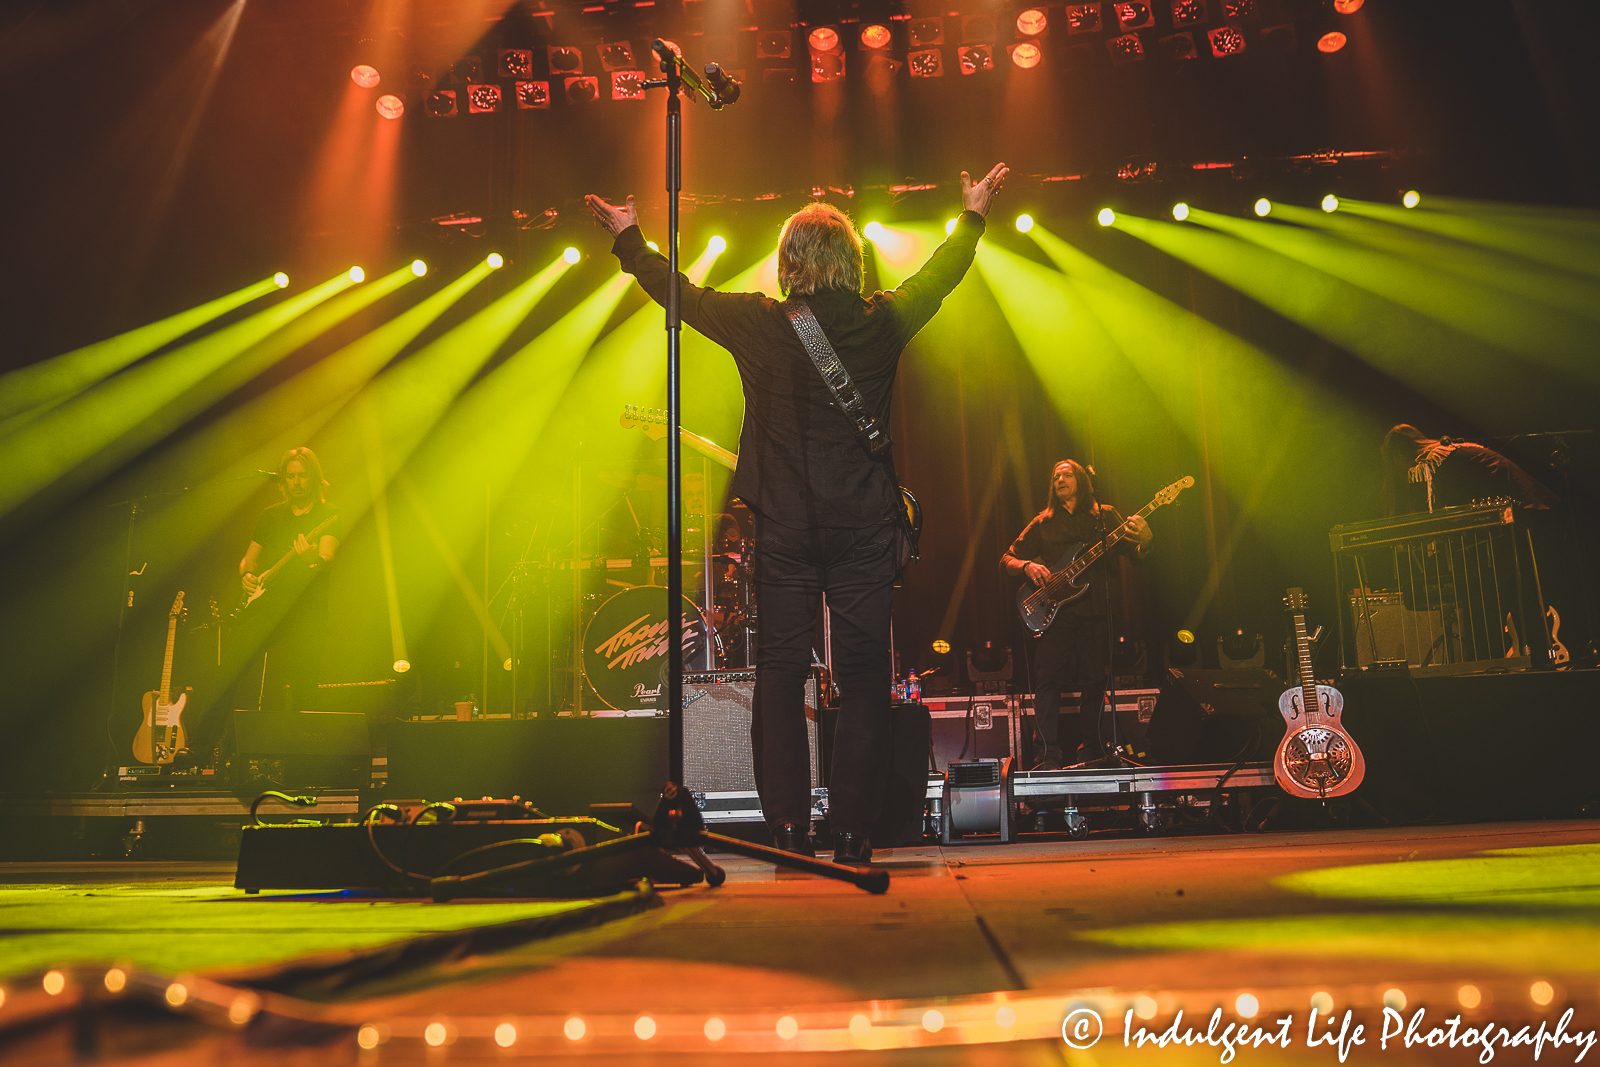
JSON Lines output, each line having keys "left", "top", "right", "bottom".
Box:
{"left": 237, "top": 512, "right": 339, "bottom": 616}
{"left": 1014, "top": 476, "right": 1193, "bottom": 636}
{"left": 1274, "top": 587, "right": 1365, "bottom": 799}
{"left": 132, "top": 592, "right": 187, "bottom": 764}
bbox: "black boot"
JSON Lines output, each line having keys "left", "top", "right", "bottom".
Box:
{"left": 833, "top": 831, "right": 873, "bottom": 865}
{"left": 772, "top": 822, "right": 816, "bottom": 857}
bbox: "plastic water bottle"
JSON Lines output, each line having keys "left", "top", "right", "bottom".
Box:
{"left": 906, "top": 672, "right": 922, "bottom": 703}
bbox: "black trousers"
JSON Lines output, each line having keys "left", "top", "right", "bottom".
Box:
{"left": 1031, "top": 611, "right": 1110, "bottom": 767}
{"left": 750, "top": 516, "right": 899, "bottom": 836}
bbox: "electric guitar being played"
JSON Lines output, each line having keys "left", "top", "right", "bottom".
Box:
{"left": 132, "top": 592, "right": 187, "bottom": 765}
{"left": 236, "top": 512, "right": 339, "bottom": 616}
{"left": 1014, "top": 476, "right": 1193, "bottom": 636}
{"left": 1274, "top": 587, "right": 1366, "bottom": 799}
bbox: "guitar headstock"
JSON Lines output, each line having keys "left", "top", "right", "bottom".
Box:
{"left": 1283, "top": 587, "right": 1308, "bottom": 613}
{"left": 620, "top": 404, "right": 669, "bottom": 442}
{"left": 169, "top": 591, "right": 185, "bottom": 618}
{"left": 1154, "top": 475, "right": 1195, "bottom": 506}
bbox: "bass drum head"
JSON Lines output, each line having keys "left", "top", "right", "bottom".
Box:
{"left": 583, "top": 586, "right": 717, "bottom": 711}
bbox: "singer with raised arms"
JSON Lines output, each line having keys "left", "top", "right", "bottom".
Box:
{"left": 587, "top": 161, "right": 1008, "bottom": 864}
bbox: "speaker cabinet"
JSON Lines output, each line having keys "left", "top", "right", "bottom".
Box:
{"left": 1349, "top": 592, "right": 1448, "bottom": 668}
{"left": 682, "top": 670, "right": 818, "bottom": 792}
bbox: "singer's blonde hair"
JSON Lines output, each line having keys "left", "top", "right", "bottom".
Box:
{"left": 278, "top": 446, "right": 330, "bottom": 504}
{"left": 777, "top": 203, "right": 863, "bottom": 297}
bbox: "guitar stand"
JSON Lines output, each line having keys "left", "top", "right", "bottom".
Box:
{"left": 428, "top": 782, "right": 889, "bottom": 901}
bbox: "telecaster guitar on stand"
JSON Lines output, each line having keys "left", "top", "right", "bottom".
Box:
{"left": 1274, "top": 587, "right": 1365, "bottom": 799}
{"left": 132, "top": 592, "right": 187, "bottom": 765}
{"left": 1014, "top": 476, "right": 1193, "bottom": 636}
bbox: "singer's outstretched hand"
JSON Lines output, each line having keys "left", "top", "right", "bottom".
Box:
{"left": 960, "top": 163, "right": 1009, "bottom": 217}
{"left": 586, "top": 194, "right": 638, "bottom": 237}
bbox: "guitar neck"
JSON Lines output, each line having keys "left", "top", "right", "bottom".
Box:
{"left": 259, "top": 514, "right": 337, "bottom": 585}
{"left": 158, "top": 616, "right": 178, "bottom": 704}
{"left": 1061, "top": 498, "right": 1160, "bottom": 578}
{"left": 1292, "top": 611, "right": 1318, "bottom": 712}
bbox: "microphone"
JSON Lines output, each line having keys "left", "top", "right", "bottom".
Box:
{"left": 703, "top": 62, "right": 741, "bottom": 108}
{"left": 253, "top": 470, "right": 283, "bottom": 480}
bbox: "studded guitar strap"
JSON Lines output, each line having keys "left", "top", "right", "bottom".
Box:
{"left": 783, "top": 299, "right": 892, "bottom": 460}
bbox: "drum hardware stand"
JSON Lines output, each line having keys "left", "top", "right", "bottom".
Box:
{"left": 429, "top": 781, "right": 888, "bottom": 900}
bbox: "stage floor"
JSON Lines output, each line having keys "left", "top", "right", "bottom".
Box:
{"left": 3, "top": 820, "right": 1599, "bottom": 1063}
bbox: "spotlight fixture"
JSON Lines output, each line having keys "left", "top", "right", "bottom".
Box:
{"left": 1221, "top": 0, "right": 1255, "bottom": 16}
{"left": 1333, "top": 0, "right": 1363, "bottom": 11}
{"left": 811, "top": 50, "right": 845, "bottom": 81}
{"left": 862, "top": 221, "right": 885, "bottom": 240}
{"left": 565, "top": 76, "right": 600, "bottom": 103}
{"left": 657, "top": 39, "right": 684, "bottom": 59}
{"left": 1097, "top": 207, "right": 1115, "bottom": 226}
{"left": 708, "top": 235, "right": 727, "bottom": 254}
{"left": 958, "top": 44, "right": 994, "bottom": 74}
{"left": 1208, "top": 26, "right": 1247, "bottom": 56}
{"left": 1254, "top": 198, "right": 1271, "bottom": 217}
{"left": 348, "top": 266, "right": 365, "bottom": 283}
{"left": 393, "top": 659, "right": 411, "bottom": 673}
{"left": 376, "top": 94, "right": 404, "bottom": 119}
{"left": 1158, "top": 32, "right": 1197, "bottom": 60}
{"left": 1403, "top": 190, "right": 1421, "bottom": 208}
{"left": 467, "top": 83, "right": 501, "bottom": 113}
{"left": 599, "top": 41, "right": 636, "bottom": 70}
{"left": 612, "top": 71, "right": 646, "bottom": 99}
{"left": 1317, "top": 31, "right": 1347, "bottom": 52}
{"left": 1016, "top": 8, "right": 1048, "bottom": 36}
{"left": 351, "top": 65, "right": 381, "bottom": 88}
{"left": 1321, "top": 194, "right": 1339, "bottom": 212}
{"left": 273, "top": 272, "right": 289, "bottom": 288}
{"left": 1066, "top": 4, "right": 1103, "bottom": 34}
{"left": 1014, "top": 214, "right": 1034, "bottom": 233}
{"left": 425, "top": 89, "right": 457, "bottom": 117}
{"left": 1260, "top": 24, "right": 1297, "bottom": 54}
{"left": 908, "top": 49, "right": 944, "bottom": 77}
{"left": 1107, "top": 33, "right": 1144, "bottom": 64}
{"left": 486, "top": 253, "right": 504, "bottom": 269}
{"left": 452, "top": 56, "right": 484, "bottom": 83}
{"left": 961, "top": 15, "right": 996, "bottom": 43}
{"left": 1170, "top": 0, "right": 1206, "bottom": 27}
{"left": 1009, "top": 41, "right": 1042, "bottom": 68}
{"left": 808, "top": 26, "right": 840, "bottom": 52}
{"left": 515, "top": 81, "right": 550, "bottom": 109}
{"left": 411, "top": 259, "right": 427, "bottom": 276}
{"left": 945, "top": 218, "right": 958, "bottom": 235}
{"left": 548, "top": 47, "right": 584, "bottom": 75}
{"left": 756, "top": 31, "right": 792, "bottom": 58}
{"left": 908, "top": 18, "right": 945, "bottom": 47}
{"left": 1172, "top": 202, "right": 1189, "bottom": 221}
{"left": 563, "top": 247, "right": 581, "bottom": 264}
{"left": 860, "top": 24, "right": 892, "bottom": 49}
{"left": 1115, "top": 2, "right": 1154, "bottom": 31}
{"left": 499, "top": 49, "right": 533, "bottom": 78}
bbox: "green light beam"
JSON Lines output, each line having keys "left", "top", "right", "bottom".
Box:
{"left": 0, "top": 275, "right": 281, "bottom": 432}
{"left": 361, "top": 400, "right": 409, "bottom": 673}
{"left": 0, "top": 270, "right": 354, "bottom": 520}
{"left": 1338, "top": 197, "right": 1600, "bottom": 282}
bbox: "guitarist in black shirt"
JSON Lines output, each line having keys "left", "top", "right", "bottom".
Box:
{"left": 1002, "top": 460, "right": 1150, "bottom": 769}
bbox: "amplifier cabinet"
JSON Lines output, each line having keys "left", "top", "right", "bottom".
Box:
{"left": 924, "top": 690, "right": 1160, "bottom": 768}
{"left": 682, "top": 670, "right": 819, "bottom": 793}
{"left": 1348, "top": 592, "right": 1449, "bottom": 669}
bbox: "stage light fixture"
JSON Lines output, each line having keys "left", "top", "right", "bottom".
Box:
{"left": 658, "top": 39, "right": 684, "bottom": 58}
{"left": 962, "top": 15, "right": 996, "bottom": 42}
{"left": 1009, "top": 41, "right": 1042, "bottom": 68}
{"left": 1321, "top": 194, "right": 1339, "bottom": 212}
{"left": 273, "top": 272, "right": 289, "bottom": 288}
{"left": 565, "top": 76, "right": 600, "bottom": 104}
{"left": 358, "top": 1026, "right": 380, "bottom": 1050}
{"left": 467, "top": 84, "right": 501, "bottom": 113}
{"left": 600, "top": 41, "right": 636, "bottom": 70}
{"left": 862, "top": 221, "right": 885, "bottom": 241}
{"left": 1254, "top": 198, "right": 1271, "bottom": 217}
{"left": 1016, "top": 8, "right": 1048, "bottom": 36}
{"left": 495, "top": 1024, "right": 516, "bottom": 1047}
{"left": 1098, "top": 207, "right": 1115, "bottom": 226}
{"left": 708, "top": 236, "right": 726, "bottom": 254}
{"left": 1159, "top": 32, "right": 1197, "bottom": 59}
{"left": 103, "top": 968, "right": 126, "bottom": 993}
{"left": 861, "top": 24, "right": 892, "bottom": 49}
{"left": 1208, "top": 26, "right": 1246, "bottom": 56}
{"left": 1172, "top": 202, "right": 1189, "bottom": 220}
{"left": 515, "top": 81, "right": 550, "bottom": 109}
{"left": 1317, "top": 31, "right": 1347, "bottom": 52}
{"left": 486, "top": 253, "right": 504, "bottom": 269}
{"left": 959, "top": 44, "right": 994, "bottom": 74}
{"left": 757, "top": 31, "right": 792, "bottom": 58}
{"left": 376, "top": 94, "right": 404, "bottom": 119}
{"left": 549, "top": 46, "right": 584, "bottom": 75}
{"left": 1171, "top": 0, "right": 1206, "bottom": 26}
{"left": 1066, "top": 4, "right": 1103, "bottom": 34}
{"left": 1310, "top": 992, "right": 1334, "bottom": 1014}
{"left": 453, "top": 56, "right": 484, "bottom": 83}
{"left": 1014, "top": 214, "right": 1034, "bottom": 232}
{"left": 612, "top": 71, "right": 646, "bottom": 99}
{"left": 498, "top": 49, "right": 533, "bottom": 78}
{"left": 945, "top": 218, "right": 958, "bottom": 235}
{"left": 1404, "top": 190, "right": 1421, "bottom": 208}
{"left": 908, "top": 49, "right": 944, "bottom": 77}
{"left": 411, "top": 260, "right": 427, "bottom": 277}
{"left": 348, "top": 266, "right": 365, "bottom": 283}
{"left": 776, "top": 1016, "right": 799, "bottom": 1039}
{"left": 811, "top": 50, "right": 845, "bottom": 81}
{"left": 1107, "top": 33, "right": 1144, "bottom": 63}
{"left": 1221, "top": 0, "right": 1254, "bottom": 16}
{"left": 425, "top": 1023, "right": 446, "bottom": 1046}
{"left": 1236, "top": 993, "right": 1260, "bottom": 1018}
{"left": 1177, "top": 628, "right": 1195, "bottom": 644}
{"left": 1334, "top": 0, "right": 1363, "bottom": 11}
{"left": 808, "top": 26, "right": 840, "bottom": 52}
{"left": 1458, "top": 985, "right": 1481, "bottom": 1009}
{"left": 564, "top": 1017, "right": 585, "bottom": 1040}
{"left": 394, "top": 659, "right": 411, "bottom": 673}
{"left": 503, "top": 657, "right": 513, "bottom": 671}
{"left": 563, "top": 247, "right": 581, "bottom": 264}
{"left": 932, "top": 639, "right": 951, "bottom": 654}
{"left": 1115, "top": 2, "right": 1154, "bottom": 31}
{"left": 1260, "top": 24, "right": 1296, "bottom": 54}
{"left": 351, "top": 65, "right": 381, "bottom": 88}
{"left": 425, "top": 89, "right": 457, "bottom": 117}
{"left": 705, "top": 1018, "right": 727, "bottom": 1040}
{"left": 908, "top": 18, "right": 945, "bottom": 46}
{"left": 635, "top": 1016, "right": 657, "bottom": 1040}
